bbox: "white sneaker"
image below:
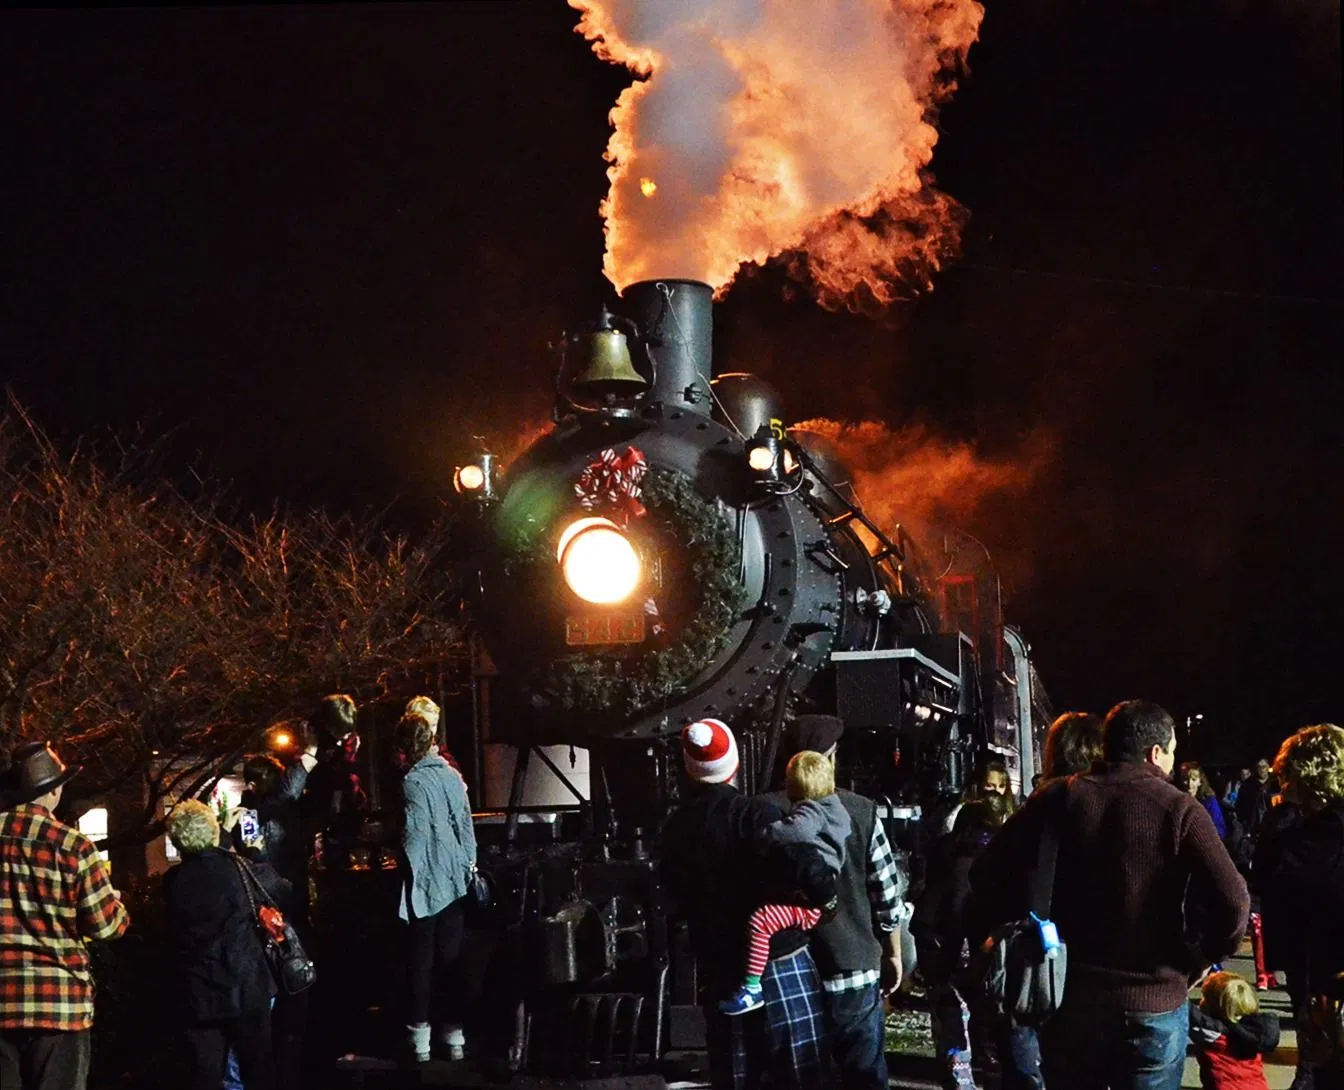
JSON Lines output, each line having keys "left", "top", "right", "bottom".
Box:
{"left": 435, "top": 1022, "right": 465, "bottom": 1061}
{"left": 406, "top": 1022, "right": 431, "bottom": 1063}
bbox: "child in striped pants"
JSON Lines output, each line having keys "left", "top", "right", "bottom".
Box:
{"left": 720, "top": 750, "right": 852, "bottom": 1015}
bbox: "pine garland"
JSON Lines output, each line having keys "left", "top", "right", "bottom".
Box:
{"left": 524, "top": 466, "right": 744, "bottom": 719}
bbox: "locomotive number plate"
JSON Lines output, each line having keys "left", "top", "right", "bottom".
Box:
{"left": 565, "top": 613, "right": 646, "bottom": 647}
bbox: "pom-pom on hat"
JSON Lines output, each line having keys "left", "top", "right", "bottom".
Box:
{"left": 682, "top": 718, "right": 739, "bottom": 785}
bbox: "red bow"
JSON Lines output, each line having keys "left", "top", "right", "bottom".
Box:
{"left": 574, "top": 447, "right": 648, "bottom": 522}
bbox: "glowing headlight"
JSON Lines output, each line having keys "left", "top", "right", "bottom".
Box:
{"left": 454, "top": 464, "right": 485, "bottom": 492}
{"left": 557, "top": 517, "right": 642, "bottom": 604}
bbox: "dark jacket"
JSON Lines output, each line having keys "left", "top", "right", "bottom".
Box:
{"left": 1252, "top": 802, "right": 1344, "bottom": 993}
{"left": 968, "top": 763, "right": 1250, "bottom": 1013}
{"left": 914, "top": 810, "right": 996, "bottom": 980}
{"left": 1189, "top": 1002, "right": 1280, "bottom": 1090}
{"left": 164, "top": 849, "right": 275, "bottom": 1022}
{"left": 303, "top": 744, "right": 366, "bottom": 841}
{"left": 242, "top": 759, "right": 310, "bottom": 890}
{"left": 1235, "top": 777, "right": 1270, "bottom": 836}
{"left": 660, "top": 783, "right": 813, "bottom": 1000}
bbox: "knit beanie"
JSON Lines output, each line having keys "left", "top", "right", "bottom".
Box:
{"left": 682, "top": 718, "right": 739, "bottom": 785}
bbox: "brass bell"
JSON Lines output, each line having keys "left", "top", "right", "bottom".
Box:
{"left": 573, "top": 306, "right": 648, "bottom": 396}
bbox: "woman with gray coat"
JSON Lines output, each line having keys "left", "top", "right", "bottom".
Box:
{"left": 394, "top": 712, "right": 477, "bottom": 1064}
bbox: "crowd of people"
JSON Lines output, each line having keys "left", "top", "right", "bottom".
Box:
{"left": 665, "top": 703, "right": 1344, "bottom": 1090}
{"left": 0, "top": 692, "right": 478, "bottom": 1090}
{"left": 4, "top": 694, "right": 1344, "bottom": 1090}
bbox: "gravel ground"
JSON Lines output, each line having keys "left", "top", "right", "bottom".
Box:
{"left": 885, "top": 1006, "right": 936, "bottom": 1059}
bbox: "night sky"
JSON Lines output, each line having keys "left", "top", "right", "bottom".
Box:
{"left": 2, "top": 3, "right": 1340, "bottom": 761}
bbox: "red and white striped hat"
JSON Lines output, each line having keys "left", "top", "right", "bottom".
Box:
{"left": 681, "top": 718, "right": 739, "bottom": 785}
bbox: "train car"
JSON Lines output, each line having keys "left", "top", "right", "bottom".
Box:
{"left": 449, "top": 278, "right": 1050, "bottom": 1082}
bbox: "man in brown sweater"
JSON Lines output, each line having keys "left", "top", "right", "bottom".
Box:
{"left": 968, "top": 700, "right": 1249, "bottom": 1090}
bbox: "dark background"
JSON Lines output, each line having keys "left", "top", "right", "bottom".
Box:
{"left": 2, "top": 3, "right": 1340, "bottom": 761}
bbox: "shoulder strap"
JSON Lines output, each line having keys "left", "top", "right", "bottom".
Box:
{"left": 1028, "top": 783, "right": 1066, "bottom": 917}
{"left": 228, "top": 851, "right": 277, "bottom": 912}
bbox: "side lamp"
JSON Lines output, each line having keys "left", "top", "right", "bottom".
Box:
{"left": 454, "top": 452, "right": 496, "bottom": 501}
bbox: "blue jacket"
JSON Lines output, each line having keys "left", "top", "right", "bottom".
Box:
{"left": 399, "top": 754, "right": 477, "bottom": 921}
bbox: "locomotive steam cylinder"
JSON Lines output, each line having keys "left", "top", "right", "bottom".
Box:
{"left": 621, "top": 279, "right": 714, "bottom": 416}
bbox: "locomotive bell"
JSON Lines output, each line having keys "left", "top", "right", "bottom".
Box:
{"left": 573, "top": 306, "right": 648, "bottom": 396}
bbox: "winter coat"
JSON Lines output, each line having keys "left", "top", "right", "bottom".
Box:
{"left": 242, "top": 758, "right": 310, "bottom": 897}
{"left": 968, "top": 762, "right": 1249, "bottom": 1013}
{"left": 660, "top": 783, "right": 815, "bottom": 1000}
{"left": 164, "top": 849, "right": 275, "bottom": 1022}
{"left": 1203, "top": 795, "right": 1228, "bottom": 839}
{"left": 760, "top": 794, "right": 851, "bottom": 876}
{"left": 399, "top": 751, "right": 477, "bottom": 921}
{"left": 1252, "top": 802, "right": 1344, "bottom": 993}
{"left": 1189, "top": 1001, "right": 1279, "bottom": 1090}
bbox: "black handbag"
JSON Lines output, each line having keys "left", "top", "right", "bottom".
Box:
{"left": 230, "top": 854, "right": 317, "bottom": 995}
{"left": 976, "top": 785, "right": 1068, "bottom": 1027}
{"left": 465, "top": 863, "right": 493, "bottom": 927}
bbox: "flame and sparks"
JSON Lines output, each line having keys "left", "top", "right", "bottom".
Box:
{"left": 569, "top": 0, "right": 983, "bottom": 309}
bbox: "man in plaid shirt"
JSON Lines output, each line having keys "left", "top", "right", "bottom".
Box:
{"left": 767, "top": 715, "right": 908, "bottom": 1090}
{"left": 1, "top": 742, "right": 130, "bottom": 1090}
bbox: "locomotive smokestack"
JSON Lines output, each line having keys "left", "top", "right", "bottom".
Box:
{"left": 621, "top": 279, "right": 713, "bottom": 417}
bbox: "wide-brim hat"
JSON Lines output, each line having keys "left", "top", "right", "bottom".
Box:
{"left": 3, "top": 742, "right": 81, "bottom": 808}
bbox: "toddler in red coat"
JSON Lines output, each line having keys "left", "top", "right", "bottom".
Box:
{"left": 1189, "top": 970, "right": 1281, "bottom": 1090}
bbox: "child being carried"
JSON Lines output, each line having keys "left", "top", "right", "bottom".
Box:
{"left": 720, "top": 749, "right": 852, "bottom": 1016}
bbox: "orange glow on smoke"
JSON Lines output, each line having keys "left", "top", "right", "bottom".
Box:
{"left": 791, "top": 418, "right": 1049, "bottom": 540}
{"left": 569, "top": 0, "right": 983, "bottom": 309}
{"left": 639, "top": 177, "right": 657, "bottom": 198}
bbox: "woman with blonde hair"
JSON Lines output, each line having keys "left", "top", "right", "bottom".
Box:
{"left": 394, "top": 712, "right": 477, "bottom": 1064}
{"left": 163, "top": 799, "right": 276, "bottom": 1090}
{"left": 1254, "top": 724, "right": 1344, "bottom": 1087}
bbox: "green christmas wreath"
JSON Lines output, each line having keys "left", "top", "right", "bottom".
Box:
{"left": 534, "top": 466, "right": 744, "bottom": 718}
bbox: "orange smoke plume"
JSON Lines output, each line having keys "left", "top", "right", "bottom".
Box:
{"left": 569, "top": 0, "right": 983, "bottom": 309}
{"left": 791, "top": 418, "right": 1049, "bottom": 541}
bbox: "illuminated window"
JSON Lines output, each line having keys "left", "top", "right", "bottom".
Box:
{"left": 78, "top": 807, "right": 111, "bottom": 872}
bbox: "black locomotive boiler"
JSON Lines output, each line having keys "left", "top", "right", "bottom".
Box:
{"left": 452, "top": 278, "right": 1050, "bottom": 1081}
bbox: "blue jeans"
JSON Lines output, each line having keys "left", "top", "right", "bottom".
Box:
{"left": 1000, "top": 1020, "right": 1043, "bottom": 1090}
{"left": 823, "top": 983, "right": 889, "bottom": 1090}
{"left": 1041, "top": 1000, "right": 1189, "bottom": 1090}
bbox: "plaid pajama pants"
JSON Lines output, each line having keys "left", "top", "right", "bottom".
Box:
{"left": 705, "top": 946, "right": 827, "bottom": 1090}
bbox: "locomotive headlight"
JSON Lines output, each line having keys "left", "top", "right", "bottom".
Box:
{"left": 557, "top": 517, "right": 642, "bottom": 604}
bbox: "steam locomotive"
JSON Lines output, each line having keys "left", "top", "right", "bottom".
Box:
{"left": 451, "top": 278, "right": 1050, "bottom": 1081}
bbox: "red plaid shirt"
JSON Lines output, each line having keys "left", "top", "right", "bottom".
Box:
{"left": 0, "top": 804, "right": 130, "bottom": 1030}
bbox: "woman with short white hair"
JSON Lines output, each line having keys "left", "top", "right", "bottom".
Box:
{"left": 163, "top": 799, "right": 276, "bottom": 1090}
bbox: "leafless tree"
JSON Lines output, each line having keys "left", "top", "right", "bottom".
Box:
{"left": 0, "top": 402, "right": 462, "bottom": 842}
